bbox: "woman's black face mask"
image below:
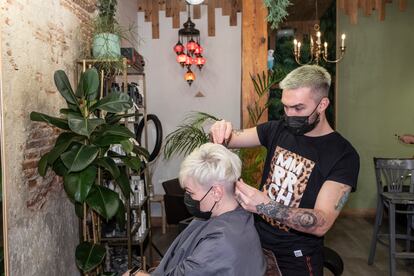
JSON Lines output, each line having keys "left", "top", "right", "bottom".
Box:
{"left": 283, "top": 100, "right": 321, "bottom": 135}
{"left": 184, "top": 187, "right": 217, "bottom": 220}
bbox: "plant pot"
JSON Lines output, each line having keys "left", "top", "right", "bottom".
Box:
{"left": 92, "top": 33, "right": 121, "bottom": 58}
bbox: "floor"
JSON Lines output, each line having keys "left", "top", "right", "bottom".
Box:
{"left": 150, "top": 217, "right": 414, "bottom": 276}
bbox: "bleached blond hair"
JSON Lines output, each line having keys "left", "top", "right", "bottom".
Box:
{"left": 280, "top": 65, "right": 331, "bottom": 100}
{"left": 179, "top": 143, "right": 241, "bottom": 191}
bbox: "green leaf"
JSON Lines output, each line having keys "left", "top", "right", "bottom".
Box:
{"left": 75, "top": 202, "right": 84, "bottom": 218}
{"left": 86, "top": 185, "right": 120, "bottom": 219}
{"left": 93, "top": 157, "right": 120, "bottom": 179}
{"left": 90, "top": 91, "right": 132, "bottom": 113}
{"left": 91, "top": 124, "right": 135, "bottom": 146}
{"left": 105, "top": 112, "right": 138, "bottom": 124}
{"left": 96, "top": 124, "right": 135, "bottom": 138}
{"left": 91, "top": 134, "right": 129, "bottom": 147}
{"left": 63, "top": 166, "right": 97, "bottom": 202}
{"left": 132, "top": 145, "right": 150, "bottom": 161}
{"left": 163, "top": 125, "right": 208, "bottom": 159}
{"left": 60, "top": 108, "right": 74, "bottom": 115}
{"left": 122, "top": 156, "right": 141, "bottom": 172}
{"left": 115, "top": 199, "right": 126, "bottom": 230}
{"left": 75, "top": 242, "right": 106, "bottom": 272}
{"left": 115, "top": 170, "right": 133, "bottom": 199}
{"left": 30, "top": 111, "right": 70, "bottom": 130}
{"left": 38, "top": 153, "right": 49, "bottom": 177}
{"left": 61, "top": 144, "right": 100, "bottom": 172}
{"left": 54, "top": 70, "right": 80, "bottom": 108}
{"left": 120, "top": 139, "right": 133, "bottom": 154}
{"left": 52, "top": 157, "right": 68, "bottom": 176}
{"left": 76, "top": 68, "right": 99, "bottom": 100}
{"left": 48, "top": 133, "right": 84, "bottom": 164}
{"left": 68, "top": 113, "right": 105, "bottom": 138}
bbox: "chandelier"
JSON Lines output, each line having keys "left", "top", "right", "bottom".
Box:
{"left": 173, "top": 4, "right": 206, "bottom": 86}
{"left": 292, "top": 0, "right": 347, "bottom": 65}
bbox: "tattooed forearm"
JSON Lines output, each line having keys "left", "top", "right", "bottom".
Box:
{"left": 335, "top": 190, "right": 350, "bottom": 211}
{"left": 232, "top": 129, "right": 243, "bottom": 136}
{"left": 256, "top": 201, "right": 327, "bottom": 236}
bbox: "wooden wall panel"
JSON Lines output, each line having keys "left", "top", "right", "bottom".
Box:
{"left": 208, "top": 0, "right": 216, "bottom": 36}
{"left": 339, "top": 0, "right": 408, "bottom": 23}
{"left": 172, "top": 0, "right": 180, "bottom": 28}
{"left": 137, "top": 0, "right": 243, "bottom": 37}
{"left": 241, "top": 0, "right": 268, "bottom": 127}
{"left": 230, "top": 0, "right": 238, "bottom": 26}
{"left": 144, "top": 0, "right": 152, "bottom": 22}
{"left": 193, "top": 5, "right": 201, "bottom": 19}
{"left": 152, "top": 0, "right": 160, "bottom": 38}
{"left": 165, "top": 0, "right": 172, "bottom": 17}
{"left": 399, "top": 0, "right": 407, "bottom": 11}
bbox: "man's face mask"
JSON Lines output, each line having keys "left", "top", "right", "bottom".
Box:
{"left": 283, "top": 100, "right": 322, "bottom": 135}
{"left": 184, "top": 186, "right": 217, "bottom": 220}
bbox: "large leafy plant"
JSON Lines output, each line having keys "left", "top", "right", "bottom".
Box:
{"left": 30, "top": 68, "right": 148, "bottom": 274}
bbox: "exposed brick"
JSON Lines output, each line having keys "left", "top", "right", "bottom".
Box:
{"left": 30, "top": 127, "right": 53, "bottom": 139}
{"left": 22, "top": 159, "right": 39, "bottom": 170}
{"left": 24, "top": 168, "right": 38, "bottom": 180}
{"left": 23, "top": 123, "right": 65, "bottom": 211}
{"left": 27, "top": 139, "right": 50, "bottom": 149}
{"left": 24, "top": 149, "right": 39, "bottom": 160}
{"left": 28, "top": 179, "right": 39, "bottom": 188}
{"left": 39, "top": 146, "right": 53, "bottom": 156}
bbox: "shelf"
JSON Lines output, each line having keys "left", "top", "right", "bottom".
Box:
{"left": 76, "top": 54, "right": 152, "bottom": 268}
{"left": 76, "top": 58, "right": 145, "bottom": 75}
{"left": 133, "top": 229, "right": 149, "bottom": 245}
{"left": 131, "top": 196, "right": 148, "bottom": 209}
{"left": 101, "top": 229, "right": 149, "bottom": 245}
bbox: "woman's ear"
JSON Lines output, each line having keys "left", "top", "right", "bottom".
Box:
{"left": 212, "top": 185, "right": 224, "bottom": 201}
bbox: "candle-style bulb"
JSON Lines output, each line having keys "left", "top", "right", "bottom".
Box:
{"left": 341, "top": 34, "right": 346, "bottom": 48}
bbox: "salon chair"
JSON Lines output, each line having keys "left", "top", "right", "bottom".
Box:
{"left": 162, "top": 178, "right": 192, "bottom": 225}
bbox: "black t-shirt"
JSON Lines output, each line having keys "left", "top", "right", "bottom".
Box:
{"left": 255, "top": 120, "right": 360, "bottom": 257}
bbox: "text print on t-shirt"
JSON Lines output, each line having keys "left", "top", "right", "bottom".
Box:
{"left": 261, "top": 146, "right": 315, "bottom": 231}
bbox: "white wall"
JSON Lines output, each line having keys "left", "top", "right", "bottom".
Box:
{"left": 137, "top": 6, "right": 241, "bottom": 215}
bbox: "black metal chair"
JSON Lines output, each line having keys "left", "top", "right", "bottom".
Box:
{"left": 368, "top": 158, "right": 414, "bottom": 276}
{"left": 162, "top": 178, "right": 192, "bottom": 225}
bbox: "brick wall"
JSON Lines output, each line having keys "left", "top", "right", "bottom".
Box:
{"left": 22, "top": 123, "right": 62, "bottom": 210}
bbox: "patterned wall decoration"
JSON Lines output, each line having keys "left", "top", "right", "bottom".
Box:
{"left": 339, "top": 0, "right": 408, "bottom": 24}
{"left": 137, "top": 0, "right": 243, "bottom": 38}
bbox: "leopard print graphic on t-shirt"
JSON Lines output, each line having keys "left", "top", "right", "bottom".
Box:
{"left": 260, "top": 146, "right": 315, "bottom": 231}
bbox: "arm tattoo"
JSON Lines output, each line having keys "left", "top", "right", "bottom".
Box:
{"left": 232, "top": 129, "right": 243, "bottom": 136}
{"left": 256, "top": 201, "right": 326, "bottom": 235}
{"left": 335, "top": 190, "right": 350, "bottom": 211}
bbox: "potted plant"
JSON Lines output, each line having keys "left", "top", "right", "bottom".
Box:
{"left": 92, "top": 0, "right": 122, "bottom": 58}
{"left": 263, "top": 0, "right": 291, "bottom": 29}
{"left": 30, "top": 68, "right": 148, "bottom": 274}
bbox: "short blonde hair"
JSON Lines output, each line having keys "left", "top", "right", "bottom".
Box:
{"left": 179, "top": 143, "right": 241, "bottom": 191}
{"left": 280, "top": 65, "right": 331, "bottom": 99}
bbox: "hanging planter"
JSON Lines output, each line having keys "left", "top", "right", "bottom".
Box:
{"left": 92, "top": 32, "right": 121, "bottom": 58}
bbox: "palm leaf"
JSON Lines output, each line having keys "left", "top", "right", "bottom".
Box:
{"left": 163, "top": 125, "right": 210, "bottom": 159}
